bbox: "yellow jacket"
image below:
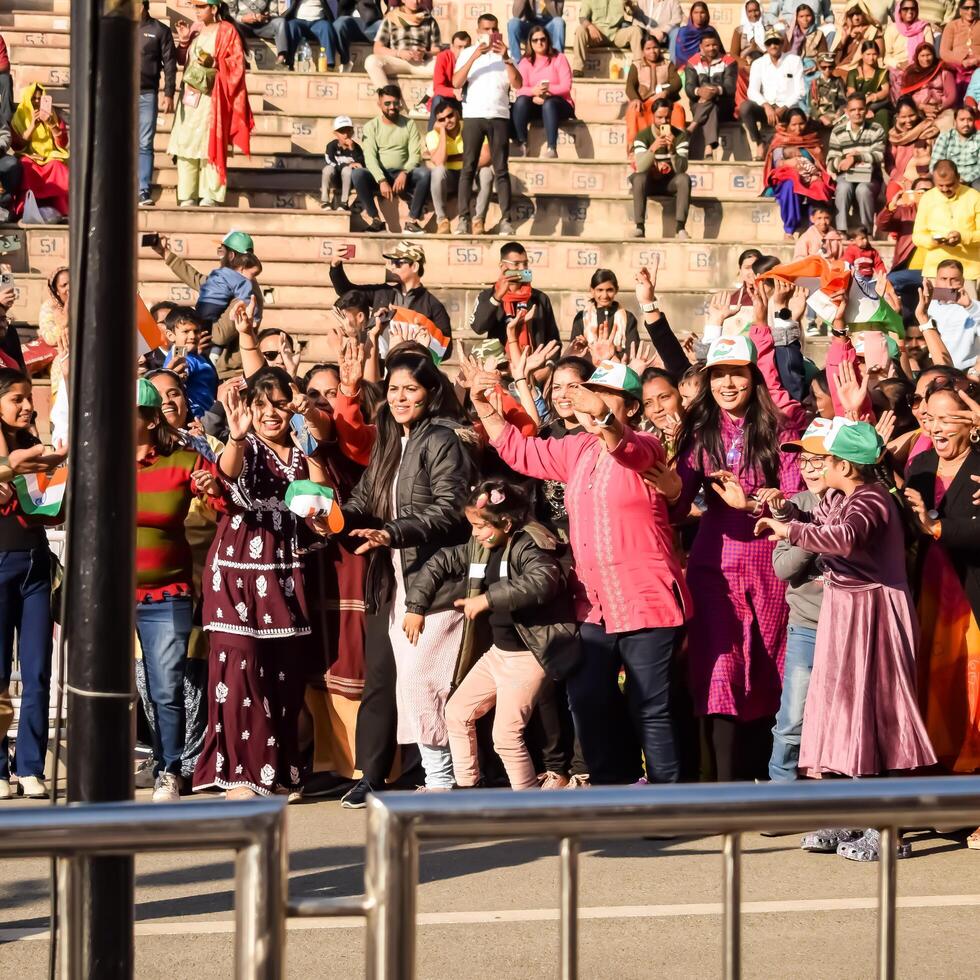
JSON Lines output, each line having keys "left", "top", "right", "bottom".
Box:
{"left": 911, "top": 184, "right": 980, "bottom": 279}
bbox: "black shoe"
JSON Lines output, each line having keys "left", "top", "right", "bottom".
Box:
{"left": 403, "top": 220, "right": 425, "bottom": 235}
{"left": 320, "top": 199, "right": 331, "bottom": 209}
{"left": 138, "top": 191, "right": 154, "bottom": 207}
{"left": 365, "top": 218, "right": 386, "bottom": 233}
{"left": 340, "top": 777, "right": 377, "bottom": 809}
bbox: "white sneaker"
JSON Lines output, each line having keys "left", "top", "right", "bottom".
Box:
{"left": 0, "top": 779, "right": 12, "bottom": 800}
{"left": 152, "top": 772, "right": 180, "bottom": 802}
{"left": 19, "top": 775, "right": 49, "bottom": 799}
{"left": 179, "top": 199, "right": 197, "bottom": 208}
{"left": 199, "top": 198, "right": 217, "bottom": 207}
{"left": 338, "top": 61, "right": 354, "bottom": 73}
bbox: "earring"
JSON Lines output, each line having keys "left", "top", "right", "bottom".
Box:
{"left": 971, "top": 428, "right": 980, "bottom": 444}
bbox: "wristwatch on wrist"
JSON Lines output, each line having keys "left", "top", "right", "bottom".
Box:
{"left": 831, "top": 327, "right": 848, "bottom": 338}
{"left": 775, "top": 307, "right": 792, "bottom": 321}
{"left": 641, "top": 301, "right": 658, "bottom": 314}
{"left": 920, "top": 318, "right": 937, "bottom": 332}
{"left": 595, "top": 410, "right": 616, "bottom": 429}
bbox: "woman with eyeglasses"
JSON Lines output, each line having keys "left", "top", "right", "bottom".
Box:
{"left": 940, "top": 0, "right": 980, "bottom": 97}
{"left": 511, "top": 26, "right": 575, "bottom": 159}
{"left": 905, "top": 378, "right": 980, "bottom": 848}
{"left": 883, "top": 1, "right": 935, "bottom": 96}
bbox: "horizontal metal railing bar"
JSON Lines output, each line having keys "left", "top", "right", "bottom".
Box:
{"left": 369, "top": 776, "right": 980, "bottom": 840}
{"left": 0, "top": 798, "right": 286, "bottom": 859}
{"left": 287, "top": 897, "right": 373, "bottom": 918}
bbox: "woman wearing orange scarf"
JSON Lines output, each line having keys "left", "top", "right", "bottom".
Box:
{"left": 762, "top": 107, "right": 833, "bottom": 238}
{"left": 167, "top": 0, "right": 253, "bottom": 207}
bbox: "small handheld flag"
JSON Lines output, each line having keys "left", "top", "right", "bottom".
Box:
{"left": 284, "top": 481, "right": 344, "bottom": 533}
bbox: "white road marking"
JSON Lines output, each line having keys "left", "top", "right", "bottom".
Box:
{"left": 4, "top": 894, "right": 980, "bottom": 942}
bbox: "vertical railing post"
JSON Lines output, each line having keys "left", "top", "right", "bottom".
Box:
{"left": 722, "top": 833, "right": 742, "bottom": 980}
{"left": 56, "top": 856, "right": 82, "bottom": 980}
{"left": 877, "top": 826, "right": 898, "bottom": 980}
{"left": 559, "top": 837, "right": 580, "bottom": 980}
{"left": 234, "top": 813, "right": 286, "bottom": 980}
{"left": 365, "top": 800, "right": 417, "bottom": 980}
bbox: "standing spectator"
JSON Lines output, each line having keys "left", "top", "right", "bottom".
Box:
{"left": 452, "top": 18, "right": 523, "bottom": 235}
{"left": 922, "top": 262, "right": 980, "bottom": 369}
{"left": 827, "top": 93, "right": 886, "bottom": 232}
{"left": 334, "top": 0, "right": 386, "bottom": 68}
{"left": 571, "top": 1, "right": 645, "bottom": 77}
{"left": 0, "top": 33, "right": 10, "bottom": 129}
{"left": 138, "top": 0, "right": 177, "bottom": 208}
{"left": 429, "top": 31, "right": 470, "bottom": 126}
{"left": 912, "top": 159, "right": 980, "bottom": 282}
{"left": 627, "top": 34, "right": 685, "bottom": 153}
{"left": 883, "top": 1, "right": 935, "bottom": 96}
{"left": 739, "top": 29, "right": 805, "bottom": 161}
{"left": 10, "top": 83, "right": 70, "bottom": 218}
{"left": 320, "top": 115, "right": 365, "bottom": 211}
{"left": 365, "top": 0, "right": 441, "bottom": 90}
{"left": 511, "top": 26, "right": 575, "bottom": 159}
{"left": 354, "top": 85, "right": 431, "bottom": 235}
{"left": 426, "top": 102, "right": 493, "bottom": 235}
{"left": 508, "top": 2, "right": 567, "bottom": 63}
{"left": 940, "top": 0, "right": 980, "bottom": 97}
{"left": 229, "top": 0, "right": 288, "bottom": 64}
{"left": 283, "top": 0, "right": 339, "bottom": 71}
{"left": 897, "top": 42, "right": 956, "bottom": 131}
{"left": 0, "top": 120, "right": 21, "bottom": 223}
{"left": 931, "top": 106, "right": 980, "bottom": 190}
{"left": 808, "top": 52, "right": 845, "bottom": 128}
{"left": 685, "top": 32, "right": 738, "bottom": 161}
{"left": 629, "top": 98, "right": 692, "bottom": 239}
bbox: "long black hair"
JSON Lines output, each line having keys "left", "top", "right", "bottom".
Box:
{"left": 0, "top": 368, "right": 36, "bottom": 451}
{"left": 364, "top": 351, "right": 452, "bottom": 521}
{"left": 674, "top": 363, "right": 785, "bottom": 485}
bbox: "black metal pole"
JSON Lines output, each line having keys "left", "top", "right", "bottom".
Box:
{"left": 64, "top": 0, "right": 139, "bottom": 974}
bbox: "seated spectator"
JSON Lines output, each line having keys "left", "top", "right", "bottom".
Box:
{"left": 808, "top": 52, "right": 845, "bottom": 128}
{"left": 769, "top": 0, "right": 834, "bottom": 38}
{"left": 0, "top": 32, "right": 10, "bottom": 128}
{"left": 365, "top": 0, "right": 441, "bottom": 89}
{"left": 731, "top": 2, "right": 770, "bottom": 112}
{"left": 847, "top": 40, "right": 891, "bottom": 131}
{"left": 739, "top": 29, "right": 805, "bottom": 161}
{"left": 284, "top": 0, "right": 339, "bottom": 71}
{"left": 685, "top": 32, "right": 737, "bottom": 160}
{"left": 631, "top": 0, "right": 684, "bottom": 57}
{"left": 629, "top": 98, "right": 691, "bottom": 239}
{"left": 674, "top": 2, "right": 720, "bottom": 67}
{"left": 763, "top": 107, "right": 834, "bottom": 238}
{"left": 429, "top": 31, "right": 469, "bottom": 127}
{"left": 931, "top": 107, "right": 980, "bottom": 191}
{"left": 511, "top": 26, "right": 575, "bottom": 159}
{"left": 230, "top": 0, "right": 288, "bottom": 64}
{"left": 912, "top": 159, "right": 980, "bottom": 282}
{"left": 898, "top": 42, "right": 956, "bottom": 132}
{"left": 923, "top": 260, "right": 980, "bottom": 368}
{"left": 162, "top": 307, "right": 219, "bottom": 419}
{"left": 0, "top": 120, "right": 21, "bottom": 223}
{"left": 827, "top": 93, "right": 886, "bottom": 231}
{"left": 0, "top": 282, "right": 25, "bottom": 371}
{"left": 787, "top": 4, "right": 828, "bottom": 66}
{"left": 508, "top": 2, "right": 567, "bottom": 63}
{"left": 939, "top": 0, "right": 980, "bottom": 97}
{"left": 628, "top": 34, "right": 684, "bottom": 152}
{"left": 354, "top": 85, "right": 431, "bottom": 235}
{"left": 572, "top": 1, "right": 645, "bottom": 77}
{"left": 570, "top": 268, "right": 641, "bottom": 355}
{"left": 426, "top": 102, "right": 493, "bottom": 235}
{"left": 833, "top": 6, "right": 883, "bottom": 80}
{"left": 842, "top": 224, "right": 887, "bottom": 276}
{"left": 37, "top": 267, "right": 68, "bottom": 398}
{"left": 883, "top": 1, "right": 935, "bottom": 96}
{"left": 469, "top": 240, "right": 561, "bottom": 353}
{"left": 795, "top": 202, "right": 843, "bottom": 255}
{"left": 10, "top": 83, "right": 69, "bottom": 219}
{"left": 886, "top": 96, "right": 938, "bottom": 202}
{"left": 880, "top": 174, "right": 933, "bottom": 318}
{"left": 320, "top": 115, "right": 365, "bottom": 211}
{"left": 334, "top": 0, "right": 385, "bottom": 67}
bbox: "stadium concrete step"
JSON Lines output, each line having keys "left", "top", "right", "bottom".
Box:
{"left": 2, "top": 29, "right": 69, "bottom": 48}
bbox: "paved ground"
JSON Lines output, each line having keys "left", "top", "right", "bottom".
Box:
{"left": 0, "top": 788, "right": 977, "bottom": 979}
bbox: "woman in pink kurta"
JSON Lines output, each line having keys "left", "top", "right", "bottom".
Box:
{"left": 671, "top": 324, "right": 805, "bottom": 781}
{"left": 473, "top": 362, "right": 691, "bottom": 786}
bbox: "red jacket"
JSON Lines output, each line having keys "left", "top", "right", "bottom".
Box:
{"left": 432, "top": 47, "right": 457, "bottom": 100}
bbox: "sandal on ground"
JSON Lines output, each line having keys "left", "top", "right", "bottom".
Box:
{"left": 837, "top": 829, "right": 912, "bottom": 862}
{"left": 801, "top": 828, "right": 862, "bottom": 852}
{"left": 967, "top": 827, "right": 980, "bottom": 850}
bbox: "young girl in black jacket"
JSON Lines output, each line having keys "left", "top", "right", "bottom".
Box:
{"left": 403, "top": 479, "right": 581, "bottom": 790}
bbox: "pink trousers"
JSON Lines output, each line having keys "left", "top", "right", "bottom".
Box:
{"left": 446, "top": 645, "right": 547, "bottom": 790}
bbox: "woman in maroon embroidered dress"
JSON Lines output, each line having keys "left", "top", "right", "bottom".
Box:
{"left": 194, "top": 367, "right": 332, "bottom": 799}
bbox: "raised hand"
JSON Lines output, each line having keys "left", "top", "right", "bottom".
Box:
{"left": 641, "top": 461, "right": 682, "bottom": 502}
{"left": 589, "top": 323, "right": 616, "bottom": 363}
{"left": 339, "top": 338, "right": 365, "bottom": 394}
{"left": 832, "top": 359, "right": 868, "bottom": 418}
{"left": 525, "top": 339, "right": 560, "bottom": 375}
{"left": 191, "top": 468, "right": 221, "bottom": 497}
{"left": 627, "top": 340, "right": 655, "bottom": 376}
{"left": 635, "top": 258, "right": 659, "bottom": 307}
{"left": 875, "top": 409, "right": 896, "bottom": 445}
{"left": 221, "top": 381, "right": 253, "bottom": 441}
{"left": 754, "top": 516, "right": 790, "bottom": 540}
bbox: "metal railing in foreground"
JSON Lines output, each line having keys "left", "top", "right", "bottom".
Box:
{"left": 345, "top": 776, "right": 980, "bottom": 980}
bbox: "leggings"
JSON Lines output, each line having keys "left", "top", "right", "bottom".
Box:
{"left": 706, "top": 713, "right": 775, "bottom": 782}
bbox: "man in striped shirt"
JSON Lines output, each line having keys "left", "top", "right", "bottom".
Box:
{"left": 826, "top": 93, "right": 885, "bottom": 234}
{"left": 629, "top": 98, "right": 691, "bottom": 240}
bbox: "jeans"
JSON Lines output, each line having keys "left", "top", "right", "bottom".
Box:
{"left": 769, "top": 625, "right": 817, "bottom": 781}
{"left": 135, "top": 595, "right": 193, "bottom": 776}
{"left": 566, "top": 621, "right": 682, "bottom": 784}
{"left": 286, "top": 18, "right": 337, "bottom": 68}
{"left": 0, "top": 154, "right": 22, "bottom": 201}
{"left": 834, "top": 177, "right": 880, "bottom": 233}
{"left": 459, "top": 116, "right": 511, "bottom": 221}
{"left": 321, "top": 162, "right": 354, "bottom": 203}
{"left": 511, "top": 95, "right": 575, "bottom": 149}
{"left": 888, "top": 266, "right": 923, "bottom": 322}
{"left": 0, "top": 548, "right": 52, "bottom": 779}
{"left": 333, "top": 14, "right": 380, "bottom": 64}
{"left": 418, "top": 742, "right": 454, "bottom": 788}
{"left": 138, "top": 90, "right": 159, "bottom": 196}
{"left": 506, "top": 14, "right": 566, "bottom": 63}
{"left": 236, "top": 15, "right": 288, "bottom": 56}
{"left": 350, "top": 164, "right": 431, "bottom": 220}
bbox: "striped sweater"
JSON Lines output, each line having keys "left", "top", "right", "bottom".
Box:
{"left": 826, "top": 120, "right": 885, "bottom": 180}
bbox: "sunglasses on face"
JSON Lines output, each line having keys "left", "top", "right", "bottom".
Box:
{"left": 436, "top": 113, "right": 455, "bottom": 123}
{"left": 262, "top": 348, "right": 283, "bottom": 361}
{"left": 530, "top": 35, "right": 547, "bottom": 42}
{"left": 388, "top": 258, "right": 412, "bottom": 267}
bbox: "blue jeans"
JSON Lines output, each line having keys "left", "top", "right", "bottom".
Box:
{"left": 566, "top": 621, "right": 681, "bottom": 784}
{"left": 888, "top": 267, "right": 923, "bottom": 322}
{"left": 511, "top": 94, "right": 575, "bottom": 149}
{"left": 0, "top": 548, "right": 52, "bottom": 779}
{"left": 768, "top": 624, "right": 817, "bottom": 781}
{"left": 350, "top": 164, "right": 431, "bottom": 220}
{"left": 506, "top": 15, "right": 566, "bottom": 63}
{"left": 333, "top": 14, "right": 380, "bottom": 64}
{"left": 287, "top": 18, "right": 337, "bottom": 67}
{"left": 138, "top": 90, "right": 159, "bottom": 196}
{"left": 136, "top": 595, "right": 193, "bottom": 776}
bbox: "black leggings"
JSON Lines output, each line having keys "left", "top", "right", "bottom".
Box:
{"left": 705, "top": 714, "right": 775, "bottom": 782}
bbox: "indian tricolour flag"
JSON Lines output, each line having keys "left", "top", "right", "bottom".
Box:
{"left": 137, "top": 295, "right": 168, "bottom": 355}
{"left": 384, "top": 307, "right": 451, "bottom": 364}
{"left": 14, "top": 468, "right": 67, "bottom": 518}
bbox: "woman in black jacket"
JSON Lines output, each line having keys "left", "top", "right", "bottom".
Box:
{"left": 904, "top": 377, "right": 980, "bottom": 847}
{"left": 404, "top": 479, "right": 581, "bottom": 790}
{"left": 339, "top": 349, "right": 475, "bottom": 805}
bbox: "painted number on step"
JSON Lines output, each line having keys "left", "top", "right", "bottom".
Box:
{"left": 572, "top": 172, "right": 603, "bottom": 191}
{"left": 600, "top": 128, "right": 625, "bottom": 146}
{"left": 525, "top": 247, "right": 548, "bottom": 267}
{"left": 565, "top": 202, "right": 588, "bottom": 222}
{"left": 169, "top": 286, "right": 194, "bottom": 303}
{"left": 48, "top": 68, "right": 69, "bottom": 86}
{"left": 596, "top": 87, "right": 625, "bottom": 105}
{"left": 275, "top": 194, "right": 298, "bottom": 209}
{"left": 168, "top": 238, "right": 186, "bottom": 255}
{"left": 634, "top": 248, "right": 666, "bottom": 268}
{"left": 689, "top": 251, "right": 712, "bottom": 270}
{"left": 24, "top": 33, "right": 44, "bottom": 45}
{"left": 309, "top": 81, "right": 338, "bottom": 100}
{"left": 751, "top": 208, "right": 772, "bottom": 224}
{"left": 36, "top": 237, "right": 66, "bottom": 258}
{"left": 732, "top": 174, "right": 759, "bottom": 191}
{"left": 264, "top": 80, "right": 287, "bottom": 98}
{"left": 292, "top": 121, "right": 313, "bottom": 137}
{"left": 449, "top": 246, "right": 483, "bottom": 265}
{"left": 523, "top": 171, "right": 545, "bottom": 188}
{"left": 688, "top": 171, "right": 712, "bottom": 191}
{"left": 570, "top": 249, "right": 598, "bottom": 268}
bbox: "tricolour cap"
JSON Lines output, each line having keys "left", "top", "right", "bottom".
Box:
{"left": 221, "top": 230, "right": 254, "bottom": 253}
{"left": 704, "top": 334, "right": 758, "bottom": 370}
{"left": 782, "top": 416, "right": 884, "bottom": 465}
{"left": 138, "top": 377, "right": 162, "bottom": 409}
{"left": 583, "top": 360, "right": 642, "bottom": 401}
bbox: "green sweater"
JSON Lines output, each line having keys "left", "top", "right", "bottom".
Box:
{"left": 362, "top": 115, "right": 423, "bottom": 183}
{"left": 579, "top": 0, "right": 628, "bottom": 34}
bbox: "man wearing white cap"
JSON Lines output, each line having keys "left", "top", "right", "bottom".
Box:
{"left": 321, "top": 115, "right": 365, "bottom": 211}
